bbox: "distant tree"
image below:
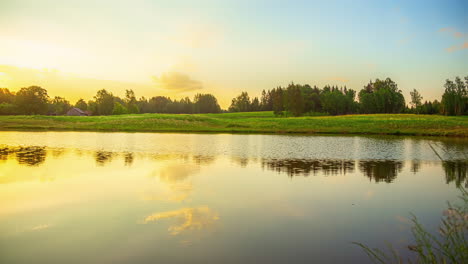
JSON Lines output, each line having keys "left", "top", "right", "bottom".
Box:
{"left": 94, "top": 89, "right": 114, "bottom": 115}
{"left": 0, "top": 103, "right": 17, "bottom": 115}
{"left": 87, "top": 100, "right": 98, "bottom": 115}
{"left": 285, "top": 83, "right": 304, "bottom": 116}
{"left": 49, "top": 96, "right": 71, "bottom": 115}
{"left": 148, "top": 96, "right": 171, "bottom": 113}
{"left": 410, "top": 89, "right": 423, "bottom": 113}
{"left": 251, "top": 97, "right": 260, "bottom": 111}
{"left": 179, "top": 97, "right": 193, "bottom": 113}
{"left": 229, "top": 92, "right": 251, "bottom": 112}
{"left": 272, "top": 87, "right": 285, "bottom": 116}
{"left": 193, "top": 93, "right": 221, "bottom": 113}
{"left": 260, "top": 89, "right": 273, "bottom": 111}
{"left": 125, "top": 89, "right": 139, "bottom": 114}
{"left": 0, "top": 88, "right": 16, "bottom": 115}
{"left": 112, "top": 102, "right": 128, "bottom": 115}
{"left": 15, "top": 86, "right": 50, "bottom": 115}
{"left": 74, "top": 99, "right": 88, "bottom": 111}
{"left": 136, "top": 97, "right": 150, "bottom": 113}
{"left": 358, "top": 78, "right": 405, "bottom": 113}
{"left": 441, "top": 76, "right": 467, "bottom": 116}
{"left": 0, "top": 88, "right": 15, "bottom": 104}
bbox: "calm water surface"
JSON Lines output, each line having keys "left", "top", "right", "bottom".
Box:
{"left": 0, "top": 132, "right": 467, "bottom": 263}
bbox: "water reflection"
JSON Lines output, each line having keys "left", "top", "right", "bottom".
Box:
{"left": 94, "top": 151, "right": 114, "bottom": 166}
{"left": 0, "top": 146, "right": 46, "bottom": 166}
{"left": 359, "top": 160, "right": 403, "bottom": 183}
{"left": 443, "top": 161, "right": 468, "bottom": 188}
{"left": 144, "top": 207, "right": 220, "bottom": 235}
{"left": 124, "top": 152, "right": 134, "bottom": 166}
{"left": 262, "top": 159, "right": 355, "bottom": 177}
{"left": 0, "top": 145, "right": 466, "bottom": 186}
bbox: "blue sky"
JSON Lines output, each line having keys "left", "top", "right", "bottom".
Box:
{"left": 0, "top": 0, "right": 467, "bottom": 106}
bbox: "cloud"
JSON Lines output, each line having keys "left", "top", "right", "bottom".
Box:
{"left": 31, "top": 224, "right": 51, "bottom": 231}
{"left": 439, "top": 27, "right": 465, "bottom": 38}
{"left": 438, "top": 28, "right": 467, "bottom": 52}
{"left": 446, "top": 42, "right": 468, "bottom": 53}
{"left": 152, "top": 72, "right": 203, "bottom": 92}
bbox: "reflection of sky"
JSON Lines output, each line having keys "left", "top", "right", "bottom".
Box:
{"left": 0, "top": 132, "right": 467, "bottom": 263}
{"left": 1, "top": 132, "right": 467, "bottom": 161}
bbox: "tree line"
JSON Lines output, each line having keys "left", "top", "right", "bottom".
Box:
{"left": 229, "top": 77, "right": 467, "bottom": 116}
{"left": 0, "top": 87, "right": 221, "bottom": 115}
{"left": 0, "top": 76, "right": 466, "bottom": 116}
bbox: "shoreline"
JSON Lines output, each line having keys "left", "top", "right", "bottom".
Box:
{"left": 0, "top": 112, "right": 466, "bottom": 137}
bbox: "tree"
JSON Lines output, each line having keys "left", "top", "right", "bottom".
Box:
{"left": 441, "top": 76, "right": 467, "bottom": 116}
{"left": 193, "top": 94, "right": 221, "bottom": 113}
{"left": 272, "top": 87, "right": 285, "bottom": 116}
{"left": 148, "top": 96, "right": 171, "bottom": 113}
{"left": 94, "top": 89, "right": 114, "bottom": 115}
{"left": 229, "top": 92, "right": 251, "bottom": 112}
{"left": 15, "top": 86, "right": 50, "bottom": 115}
{"left": 49, "top": 96, "right": 71, "bottom": 115}
{"left": 0, "top": 88, "right": 14, "bottom": 104}
{"left": 358, "top": 78, "right": 405, "bottom": 113}
{"left": 285, "top": 83, "right": 304, "bottom": 116}
{"left": 251, "top": 97, "right": 260, "bottom": 111}
{"left": 410, "top": 89, "right": 423, "bottom": 113}
{"left": 112, "top": 102, "right": 128, "bottom": 115}
{"left": 125, "top": 89, "right": 139, "bottom": 114}
{"left": 75, "top": 99, "right": 88, "bottom": 111}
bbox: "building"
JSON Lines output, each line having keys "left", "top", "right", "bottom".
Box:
{"left": 66, "top": 107, "right": 88, "bottom": 116}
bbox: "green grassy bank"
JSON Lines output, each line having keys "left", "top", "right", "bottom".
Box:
{"left": 0, "top": 112, "right": 466, "bottom": 137}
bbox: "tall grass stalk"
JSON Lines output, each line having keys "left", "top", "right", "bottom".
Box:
{"left": 354, "top": 188, "right": 468, "bottom": 264}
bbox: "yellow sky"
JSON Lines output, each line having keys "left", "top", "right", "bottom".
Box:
{"left": 0, "top": 0, "right": 467, "bottom": 108}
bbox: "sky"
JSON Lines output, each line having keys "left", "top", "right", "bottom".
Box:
{"left": 0, "top": 0, "right": 467, "bottom": 108}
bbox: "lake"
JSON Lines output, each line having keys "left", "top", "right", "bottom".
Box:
{"left": 0, "top": 132, "right": 466, "bottom": 263}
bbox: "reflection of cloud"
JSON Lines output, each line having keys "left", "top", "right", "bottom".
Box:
{"left": 158, "top": 164, "right": 199, "bottom": 183}
{"left": 395, "top": 215, "right": 410, "bottom": 224}
{"left": 364, "top": 190, "right": 375, "bottom": 200}
{"left": 144, "top": 207, "right": 219, "bottom": 235}
{"left": 152, "top": 72, "right": 203, "bottom": 92}
{"left": 144, "top": 163, "right": 199, "bottom": 202}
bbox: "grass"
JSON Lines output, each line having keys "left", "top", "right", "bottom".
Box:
{"left": 0, "top": 112, "right": 466, "bottom": 137}
{"left": 354, "top": 188, "right": 468, "bottom": 264}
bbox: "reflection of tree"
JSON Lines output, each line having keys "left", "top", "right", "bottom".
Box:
{"left": 262, "top": 159, "right": 355, "bottom": 177}
{"left": 192, "top": 155, "right": 216, "bottom": 166}
{"left": 0, "top": 147, "right": 10, "bottom": 161}
{"left": 359, "top": 160, "right": 403, "bottom": 183}
{"left": 15, "top": 147, "right": 47, "bottom": 166}
{"left": 124, "top": 152, "right": 134, "bottom": 166}
{"left": 411, "top": 160, "right": 421, "bottom": 174}
{"left": 0, "top": 146, "right": 47, "bottom": 166}
{"left": 231, "top": 156, "right": 250, "bottom": 168}
{"left": 94, "top": 151, "right": 113, "bottom": 166}
{"left": 443, "top": 161, "right": 467, "bottom": 188}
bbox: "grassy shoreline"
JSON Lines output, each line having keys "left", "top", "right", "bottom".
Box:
{"left": 0, "top": 112, "right": 466, "bottom": 137}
